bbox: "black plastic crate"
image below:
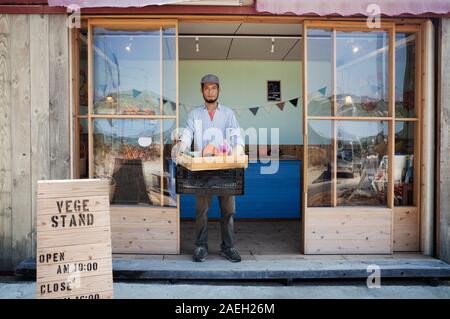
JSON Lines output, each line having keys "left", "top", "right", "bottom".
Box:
{"left": 175, "top": 165, "right": 245, "bottom": 195}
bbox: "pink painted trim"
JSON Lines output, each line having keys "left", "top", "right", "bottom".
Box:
{"left": 256, "top": 0, "right": 450, "bottom": 16}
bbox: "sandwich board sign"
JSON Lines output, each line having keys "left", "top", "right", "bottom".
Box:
{"left": 36, "top": 179, "right": 113, "bottom": 299}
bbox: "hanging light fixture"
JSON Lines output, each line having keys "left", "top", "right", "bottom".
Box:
{"left": 270, "top": 37, "right": 275, "bottom": 53}
{"left": 125, "top": 36, "right": 133, "bottom": 52}
{"left": 195, "top": 36, "right": 200, "bottom": 53}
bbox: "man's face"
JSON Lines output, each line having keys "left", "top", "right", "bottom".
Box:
{"left": 202, "top": 83, "right": 219, "bottom": 104}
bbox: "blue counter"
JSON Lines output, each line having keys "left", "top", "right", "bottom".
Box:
{"left": 180, "top": 160, "right": 301, "bottom": 219}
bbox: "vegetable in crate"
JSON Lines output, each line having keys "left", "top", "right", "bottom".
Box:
{"left": 202, "top": 143, "right": 218, "bottom": 157}
{"left": 218, "top": 141, "right": 231, "bottom": 155}
{"left": 202, "top": 141, "right": 230, "bottom": 157}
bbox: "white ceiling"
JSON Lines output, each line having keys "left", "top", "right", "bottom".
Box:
{"left": 179, "top": 22, "right": 303, "bottom": 61}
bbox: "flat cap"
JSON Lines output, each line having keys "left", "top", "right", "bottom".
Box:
{"left": 200, "top": 74, "right": 220, "bottom": 86}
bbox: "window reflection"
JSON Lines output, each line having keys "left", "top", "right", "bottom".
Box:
{"left": 394, "top": 122, "right": 415, "bottom": 206}
{"left": 307, "top": 29, "right": 333, "bottom": 117}
{"left": 93, "top": 119, "right": 177, "bottom": 207}
{"left": 336, "top": 31, "right": 389, "bottom": 117}
{"left": 307, "top": 120, "right": 332, "bottom": 207}
{"left": 163, "top": 27, "right": 177, "bottom": 115}
{"left": 93, "top": 28, "right": 162, "bottom": 115}
{"left": 78, "top": 29, "right": 88, "bottom": 115}
{"left": 395, "top": 33, "right": 416, "bottom": 118}
{"left": 336, "top": 121, "right": 388, "bottom": 206}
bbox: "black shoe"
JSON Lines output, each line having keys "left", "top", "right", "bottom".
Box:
{"left": 221, "top": 248, "right": 241, "bottom": 263}
{"left": 193, "top": 246, "right": 208, "bottom": 262}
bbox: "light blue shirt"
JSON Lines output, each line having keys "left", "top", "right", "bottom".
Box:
{"left": 180, "top": 103, "right": 244, "bottom": 151}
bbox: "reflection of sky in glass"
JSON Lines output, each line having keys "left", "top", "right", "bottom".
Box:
{"left": 307, "top": 28, "right": 333, "bottom": 116}
{"left": 336, "top": 31, "right": 388, "bottom": 103}
{"left": 309, "top": 120, "right": 387, "bottom": 145}
{"left": 308, "top": 120, "right": 331, "bottom": 143}
{"left": 163, "top": 28, "right": 177, "bottom": 105}
{"left": 93, "top": 28, "right": 161, "bottom": 102}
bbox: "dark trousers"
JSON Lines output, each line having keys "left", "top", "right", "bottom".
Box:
{"left": 195, "top": 195, "right": 235, "bottom": 251}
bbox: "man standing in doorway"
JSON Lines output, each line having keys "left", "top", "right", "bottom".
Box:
{"left": 175, "top": 74, "right": 245, "bottom": 263}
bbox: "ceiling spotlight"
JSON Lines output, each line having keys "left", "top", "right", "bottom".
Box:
{"left": 352, "top": 46, "right": 359, "bottom": 53}
{"left": 195, "top": 36, "right": 200, "bottom": 53}
{"left": 270, "top": 37, "right": 275, "bottom": 53}
{"left": 125, "top": 43, "right": 132, "bottom": 51}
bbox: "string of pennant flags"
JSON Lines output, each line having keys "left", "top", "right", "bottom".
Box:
{"left": 127, "top": 86, "right": 328, "bottom": 117}
{"left": 180, "top": 85, "right": 327, "bottom": 117}
{"left": 181, "top": 97, "right": 302, "bottom": 117}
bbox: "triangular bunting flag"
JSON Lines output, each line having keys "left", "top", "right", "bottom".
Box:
{"left": 184, "top": 104, "right": 193, "bottom": 113}
{"left": 170, "top": 102, "right": 176, "bottom": 111}
{"left": 159, "top": 98, "right": 168, "bottom": 105}
{"left": 132, "top": 89, "right": 141, "bottom": 98}
{"left": 276, "top": 102, "right": 285, "bottom": 111}
{"left": 249, "top": 107, "right": 259, "bottom": 116}
{"left": 289, "top": 98, "right": 299, "bottom": 107}
{"left": 263, "top": 105, "right": 274, "bottom": 113}
{"left": 318, "top": 87, "right": 327, "bottom": 96}
{"left": 234, "top": 108, "right": 245, "bottom": 116}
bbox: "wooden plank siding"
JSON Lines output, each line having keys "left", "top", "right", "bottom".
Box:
{"left": 0, "top": 14, "right": 12, "bottom": 271}
{"left": 49, "top": 14, "right": 70, "bottom": 181}
{"left": 30, "top": 14, "right": 50, "bottom": 260}
{"left": 438, "top": 18, "right": 450, "bottom": 263}
{"left": 10, "top": 14, "right": 32, "bottom": 267}
{"left": 0, "top": 14, "right": 69, "bottom": 271}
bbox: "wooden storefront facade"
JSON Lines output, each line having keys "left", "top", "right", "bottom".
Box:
{"left": 0, "top": 1, "right": 450, "bottom": 272}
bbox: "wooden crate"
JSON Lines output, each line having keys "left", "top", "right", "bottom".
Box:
{"left": 176, "top": 153, "right": 248, "bottom": 171}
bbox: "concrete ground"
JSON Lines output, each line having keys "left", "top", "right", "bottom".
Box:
{"left": 1, "top": 278, "right": 450, "bottom": 299}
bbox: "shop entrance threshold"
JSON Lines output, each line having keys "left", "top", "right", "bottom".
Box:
{"left": 15, "top": 221, "right": 450, "bottom": 281}
{"left": 15, "top": 253, "right": 450, "bottom": 282}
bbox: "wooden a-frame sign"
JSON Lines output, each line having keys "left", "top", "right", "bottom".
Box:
{"left": 36, "top": 179, "right": 113, "bottom": 299}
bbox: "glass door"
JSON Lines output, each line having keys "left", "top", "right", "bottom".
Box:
{"left": 85, "top": 19, "right": 179, "bottom": 254}
{"left": 302, "top": 21, "right": 397, "bottom": 254}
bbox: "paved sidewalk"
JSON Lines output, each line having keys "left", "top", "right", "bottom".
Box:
{"left": 1, "top": 279, "right": 450, "bottom": 299}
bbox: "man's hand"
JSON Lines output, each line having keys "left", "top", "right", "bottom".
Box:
{"left": 171, "top": 141, "right": 188, "bottom": 163}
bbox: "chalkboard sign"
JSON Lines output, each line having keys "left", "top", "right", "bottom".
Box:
{"left": 267, "top": 80, "right": 281, "bottom": 101}
{"left": 36, "top": 179, "right": 113, "bottom": 299}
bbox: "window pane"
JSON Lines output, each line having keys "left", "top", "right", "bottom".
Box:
{"left": 336, "top": 31, "right": 389, "bottom": 117}
{"left": 93, "top": 119, "right": 176, "bottom": 206}
{"left": 395, "top": 33, "right": 416, "bottom": 118}
{"left": 395, "top": 122, "right": 415, "bottom": 206}
{"left": 307, "top": 29, "right": 333, "bottom": 116}
{"left": 77, "top": 118, "right": 88, "bottom": 178}
{"left": 308, "top": 120, "right": 333, "bottom": 207}
{"left": 336, "top": 121, "right": 388, "bottom": 206}
{"left": 78, "top": 29, "right": 88, "bottom": 115}
{"left": 163, "top": 119, "right": 177, "bottom": 207}
{"left": 93, "top": 27, "right": 161, "bottom": 115}
{"left": 163, "top": 27, "right": 177, "bottom": 115}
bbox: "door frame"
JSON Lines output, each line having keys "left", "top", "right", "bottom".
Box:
{"left": 72, "top": 18, "right": 180, "bottom": 254}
